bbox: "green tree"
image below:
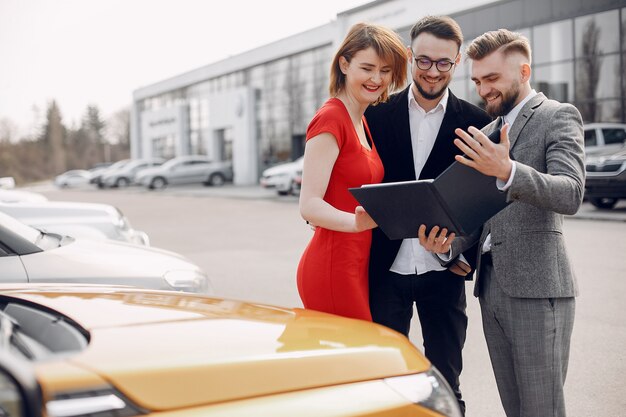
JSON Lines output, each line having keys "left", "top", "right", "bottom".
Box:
{"left": 39, "top": 100, "right": 67, "bottom": 175}
{"left": 81, "top": 104, "right": 107, "bottom": 161}
{"left": 576, "top": 19, "right": 601, "bottom": 122}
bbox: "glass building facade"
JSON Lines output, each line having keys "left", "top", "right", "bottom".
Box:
{"left": 132, "top": 0, "right": 626, "bottom": 178}
{"left": 134, "top": 44, "right": 333, "bottom": 171}
{"left": 448, "top": 3, "right": 626, "bottom": 124}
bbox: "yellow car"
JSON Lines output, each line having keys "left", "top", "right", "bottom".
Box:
{"left": 0, "top": 284, "right": 461, "bottom": 417}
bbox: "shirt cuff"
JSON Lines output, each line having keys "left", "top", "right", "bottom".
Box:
{"left": 437, "top": 247, "right": 453, "bottom": 262}
{"left": 496, "top": 161, "right": 516, "bottom": 190}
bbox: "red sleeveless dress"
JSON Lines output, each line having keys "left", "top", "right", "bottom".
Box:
{"left": 297, "top": 98, "right": 384, "bottom": 321}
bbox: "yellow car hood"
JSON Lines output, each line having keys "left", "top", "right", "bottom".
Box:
{"left": 9, "top": 286, "right": 429, "bottom": 411}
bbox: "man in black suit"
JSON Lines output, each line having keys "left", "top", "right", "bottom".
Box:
{"left": 365, "top": 16, "right": 491, "bottom": 415}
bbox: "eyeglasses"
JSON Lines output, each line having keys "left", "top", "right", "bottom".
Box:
{"left": 411, "top": 53, "right": 456, "bottom": 72}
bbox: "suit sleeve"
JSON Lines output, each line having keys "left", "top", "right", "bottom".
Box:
{"left": 507, "top": 104, "right": 586, "bottom": 215}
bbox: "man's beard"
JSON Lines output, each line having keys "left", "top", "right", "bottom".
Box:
{"left": 484, "top": 82, "right": 520, "bottom": 117}
{"left": 415, "top": 79, "right": 449, "bottom": 101}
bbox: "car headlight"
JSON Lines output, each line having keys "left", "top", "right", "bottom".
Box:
{"left": 384, "top": 368, "right": 462, "bottom": 417}
{"left": 46, "top": 387, "right": 144, "bottom": 417}
{"left": 163, "top": 270, "right": 212, "bottom": 294}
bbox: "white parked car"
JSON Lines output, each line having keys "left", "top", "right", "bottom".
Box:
{"left": 584, "top": 123, "right": 626, "bottom": 157}
{"left": 0, "top": 189, "right": 48, "bottom": 203}
{"left": 0, "top": 211, "right": 211, "bottom": 294}
{"left": 53, "top": 169, "right": 92, "bottom": 188}
{"left": 260, "top": 156, "right": 304, "bottom": 196}
{"left": 0, "top": 201, "right": 150, "bottom": 246}
{"left": 136, "top": 155, "right": 233, "bottom": 189}
{"left": 101, "top": 158, "right": 165, "bottom": 188}
{"left": 0, "top": 176, "right": 15, "bottom": 189}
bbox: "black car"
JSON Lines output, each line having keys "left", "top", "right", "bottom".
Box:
{"left": 584, "top": 147, "right": 626, "bottom": 209}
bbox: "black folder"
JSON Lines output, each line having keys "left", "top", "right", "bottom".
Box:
{"left": 349, "top": 129, "right": 510, "bottom": 240}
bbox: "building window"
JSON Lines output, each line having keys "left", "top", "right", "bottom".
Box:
{"left": 575, "top": 10, "right": 620, "bottom": 57}
{"left": 576, "top": 55, "right": 621, "bottom": 121}
{"left": 534, "top": 20, "right": 573, "bottom": 65}
{"left": 534, "top": 62, "right": 574, "bottom": 103}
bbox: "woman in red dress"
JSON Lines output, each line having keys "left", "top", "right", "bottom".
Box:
{"left": 297, "top": 23, "right": 408, "bottom": 321}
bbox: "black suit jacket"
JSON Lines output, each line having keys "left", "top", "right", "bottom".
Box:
{"left": 365, "top": 86, "right": 492, "bottom": 282}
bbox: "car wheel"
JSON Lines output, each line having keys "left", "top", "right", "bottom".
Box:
{"left": 207, "top": 173, "right": 225, "bottom": 187}
{"left": 150, "top": 177, "right": 167, "bottom": 190}
{"left": 115, "top": 177, "right": 130, "bottom": 187}
{"left": 289, "top": 181, "right": 300, "bottom": 196}
{"left": 589, "top": 197, "right": 618, "bottom": 209}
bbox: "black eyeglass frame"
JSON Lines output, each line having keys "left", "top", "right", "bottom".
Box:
{"left": 411, "top": 51, "right": 458, "bottom": 73}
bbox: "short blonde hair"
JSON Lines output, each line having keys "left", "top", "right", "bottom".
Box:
{"left": 329, "top": 23, "right": 408, "bottom": 104}
{"left": 466, "top": 28, "right": 531, "bottom": 64}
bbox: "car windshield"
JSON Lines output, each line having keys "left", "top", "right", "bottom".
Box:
{"left": 161, "top": 158, "right": 184, "bottom": 169}
{"left": 161, "top": 158, "right": 196, "bottom": 169}
{"left": 108, "top": 159, "right": 131, "bottom": 170}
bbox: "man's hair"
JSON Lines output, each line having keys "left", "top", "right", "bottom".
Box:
{"left": 409, "top": 15, "right": 463, "bottom": 51}
{"left": 329, "top": 22, "right": 408, "bottom": 104}
{"left": 466, "top": 29, "right": 532, "bottom": 63}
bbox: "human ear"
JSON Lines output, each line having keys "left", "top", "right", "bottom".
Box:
{"left": 339, "top": 56, "right": 349, "bottom": 74}
{"left": 520, "top": 62, "right": 531, "bottom": 83}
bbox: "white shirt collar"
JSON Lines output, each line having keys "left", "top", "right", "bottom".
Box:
{"left": 503, "top": 89, "right": 537, "bottom": 126}
{"left": 408, "top": 85, "right": 449, "bottom": 114}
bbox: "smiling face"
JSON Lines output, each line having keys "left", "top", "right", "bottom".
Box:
{"left": 410, "top": 32, "right": 460, "bottom": 102}
{"left": 339, "top": 47, "right": 393, "bottom": 106}
{"left": 471, "top": 49, "right": 530, "bottom": 117}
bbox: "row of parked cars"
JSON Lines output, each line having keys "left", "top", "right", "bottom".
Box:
{"left": 0, "top": 188, "right": 211, "bottom": 293}
{"left": 54, "top": 155, "right": 234, "bottom": 190}
{"left": 257, "top": 124, "right": 626, "bottom": 205}
{"left": 0, "top": 184, "right": 462, "bottom": 416}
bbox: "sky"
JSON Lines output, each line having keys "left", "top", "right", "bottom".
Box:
{"left": 0, "top": 0, "right": 371, "bottom": 136}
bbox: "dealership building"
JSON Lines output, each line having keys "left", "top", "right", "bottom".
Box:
{"left": 130, "top": 0, "right": 626, "bottom": 185}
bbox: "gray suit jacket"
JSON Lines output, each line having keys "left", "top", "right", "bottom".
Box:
{"left": 452, "top": 93, "right": 585, "bottom": 298}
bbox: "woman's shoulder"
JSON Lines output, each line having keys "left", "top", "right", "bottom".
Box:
{"left": 308, "top": 99, "right": 349, "bottom": 129}
{"left": 313, "top": 98, "right": 348, "bottom": 121}
{"left": 307, "top": 98, "right": 350, "bottom": 144}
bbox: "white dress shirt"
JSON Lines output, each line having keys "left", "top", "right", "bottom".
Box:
{"left": 389, "top": 86, "right": 452, "bottom": 275}
{"left": 481, "top": 89, "right": 538, "bottom": 253}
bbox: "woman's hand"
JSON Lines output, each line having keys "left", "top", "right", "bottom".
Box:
{"left": 354, "top": 206, "right": 377, "bottom": 232}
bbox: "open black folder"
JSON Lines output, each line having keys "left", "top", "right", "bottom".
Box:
{"left": 349, "top": 129, "right": 510, "bottom": 240}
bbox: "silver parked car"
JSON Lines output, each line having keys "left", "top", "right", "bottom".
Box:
{"left": 0, "top": 201, "right": 150, "bottom": 246}
{"left": 0, "top": 211, "right": 211, "bottom": 294}
{"left": 91, "top": 159, "right": 131, "bottom": 188}
{"left": 101, "top": 158, "right": 165, "bottom": 188}
{"left": 584, "top": 123, "right": 626, "bottom": 157}
{"left": 53, "top": 169, "right": 92, "bottom": 188}
{"left": 136, "top": 155, "right": 233, "bottom": 189}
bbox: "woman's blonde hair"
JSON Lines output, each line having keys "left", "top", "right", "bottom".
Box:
{"left": 329, "top": 23, "right": 408, "bottom": 104}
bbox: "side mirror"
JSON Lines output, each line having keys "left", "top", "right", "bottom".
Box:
{"left": 0, "top": 353, "right": 43, "bottom": 417}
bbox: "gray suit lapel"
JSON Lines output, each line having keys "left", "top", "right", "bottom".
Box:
{"left": 508, "top": 93, "right": 545, "bottom": 151}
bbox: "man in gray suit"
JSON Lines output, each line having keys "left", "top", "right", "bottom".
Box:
{"left": 422, "top": 29, "right": 585, "bottom": 417}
